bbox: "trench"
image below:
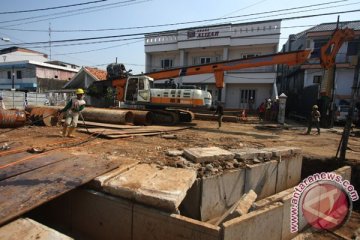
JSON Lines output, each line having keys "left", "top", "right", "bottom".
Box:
{"left": 301, "top": 156, "right": 360, "bottom": 211}
{"left": 21, "top": 155, "right": 360, "bottom": 239}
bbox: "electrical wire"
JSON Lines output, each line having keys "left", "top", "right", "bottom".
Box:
{"left": 0, "top": 0, "right": 107, "bottom": 15}
{"left": 0, "top": 0, "right": 353, "bottom": 32}
{"left": 0, "top": 0, "right": 150, "bottom": 27}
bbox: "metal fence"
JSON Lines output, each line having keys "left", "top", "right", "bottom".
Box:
{"left": 0, "top": 91, "right": 49, "bottom": 110}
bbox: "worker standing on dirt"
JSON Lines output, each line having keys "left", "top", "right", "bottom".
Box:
{"left": 306, "top": 105, "right": 321, "bottom": 135}
{"left": 0, "top": 96, "right": 6, "bottom": 110}
{"left": 214, "top": 101, "right": 224, "bottom": 129}
{"left": 58, "top": 88, "right": 86, "bottom": 137}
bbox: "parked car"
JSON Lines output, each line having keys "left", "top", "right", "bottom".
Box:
{"left": 334, "top": 105, "right": 359, "bottom": 123}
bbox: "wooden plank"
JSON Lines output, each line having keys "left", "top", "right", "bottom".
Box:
{"left": 78, "top": 126, "right": 191, "bottom": 135}
{"left": 0, "top": 153, "right": 118, "bottom": 226}
{"left": 0, "top": 151, "right": 74, "bottom": 181}
{"left": 76, "top": 120, "right": 140, "bottom": 129}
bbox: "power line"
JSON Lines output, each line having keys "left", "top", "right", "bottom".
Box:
{"left": 0, "top": 0, "right": 351, "bottom": 31}
{"left": 0, "top": 0, "right": 141, "bottom": 26}
{"left": 0, "top": 0, "right": 107, "bottom": 15}
{"left": 1, "top": 6, "right": 359, "bottom": 49}
{"left": 52, "top": 39, "right": 143, "bottom": 55}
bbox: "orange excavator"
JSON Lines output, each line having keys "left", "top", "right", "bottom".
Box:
{"left": 104, "top": 28, "right": 353, "bottom": 123}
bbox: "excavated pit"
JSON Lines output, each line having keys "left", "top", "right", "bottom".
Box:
{"left": 16, "top": 148, "right": 358, "bottom": 240}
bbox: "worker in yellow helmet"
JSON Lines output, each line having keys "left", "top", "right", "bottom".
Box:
{"left": 58, "top": 88, "right": 86, "bottom": 137}
{"left": 306, "top": 105, "right": 321, "bottom": 135}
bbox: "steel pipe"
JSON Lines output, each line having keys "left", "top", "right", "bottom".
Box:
{"left": 0, "top": 109, "right": 26, "bottom": 128}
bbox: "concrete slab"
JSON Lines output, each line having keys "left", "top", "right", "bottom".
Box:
{"left": 334, "top": 166, "right": 352, "bottom": 181}
{"left": 103, "top": 164, "right": 197, "bottom": 212}
{"left": 245, "top": 160, "right": 278, "bottom": 199}
{"left": 263, "top": 146, "right": 301, "bottom": 157}
{"left": 67, "top": 189, "right": 133, "bottom": 240}
{"left": 90, "top": 159, "right": 139, "bottom": 189}
{"left": 281, "top": 193, "right": 298, "bottom": 240}
{"left": 200, "top": 168, "right": 245, "bottom": 221}
{"left": 252, "top": 188, "right": 294, "bottom": 210}
{"left": 216, "top": 190, "right": 257, "bottom": 225}
{"left": 229, "top": 148, "right": 272, "bottom": 160}
{"left": 133, "top": 203, "right": 220, "bottom": 240}
{"left": 0, "top": 218, "right": 73, "bottom": 240}
{"left": 222, "top": 202, "right": 284, "bottom": 240}
{"left": 183, "top": 147, "right": 235, "bottom": 163}
{"left": 276, "top": 154, "right": 303, "bottom": 192}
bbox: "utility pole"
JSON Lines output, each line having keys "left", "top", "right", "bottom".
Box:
{"left": 49, "top": 23, "right": 52, "bottom": 61}
{"left": 339, "top": 40, "right": 360, "bottom": 161}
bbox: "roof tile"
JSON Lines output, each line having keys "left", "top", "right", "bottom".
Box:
{"left": 85, "top": 67, "right": 107, "bottom": 81}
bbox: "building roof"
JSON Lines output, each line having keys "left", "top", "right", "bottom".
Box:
{"left": 63, "top": 66, "right": 107, "bottom": 89}
{"left": 306, "top": 21, "right": 360, "bottom": 32}
{"left": 0, "top": 60, "right": 79, "bottom": 72}
{"left": 46, "top": 60, "right": 80, "bottom": 68}
{"left": 85, "top": 67, "right": 107, "bottom": 81}
{"left": 0, "top": 46, "right": 48, "bottom": 58}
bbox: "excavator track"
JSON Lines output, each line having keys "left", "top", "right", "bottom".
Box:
{"left": 150, "top": 109, "right": 194, "bottom": 125}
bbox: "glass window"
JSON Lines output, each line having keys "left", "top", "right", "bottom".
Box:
{"left": 16, "top": 70, "right": 22, "bottom": 79}
{"left": 347, "top": 41, "right": 358, "bottom": 56}
{"left": 7, "top": 71, "right": 11, "bottom": 79}
{"left": 240, "top": 89, "right": 256, "bottom": 103}
{"left": 200, "top": 57, "right": 211, "bottom": 64}
{"left": 161, "top": 59, "right": 173, "bottom": 69}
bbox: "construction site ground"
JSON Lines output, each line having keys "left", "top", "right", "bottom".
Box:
{"left": 1, "top": 117, "right": 360, "bottom": 239}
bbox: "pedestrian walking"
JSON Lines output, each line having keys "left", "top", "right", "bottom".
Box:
{"left": 214, "top": 101, "right": 224, "bottom": 129}
{"left": 306, "top": 105, "right": 321, "bottom": 135}
{"left": 0, "top": 96, "right": 6, "bottom": 110}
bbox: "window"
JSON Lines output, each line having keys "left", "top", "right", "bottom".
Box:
{"left": 240, "top": 89, "right": 256, "bottom": 103}
{"left": 242, "top": 53, "right": 259, "bottom": 59}
{"left": 311, "top": 40, "right": 327, "bottom": 58}
{"left": 7, "top": 71, "right": 11, "bottom": 79}
{"left": 313, "top": 75, "right": 322, "bottom": 84}
{"left": 347, "top": 41, "right": 358, "bottom": 56}
{"left": 200, "top": 57, "right": 211, "bottom": 64}
{"left": 16, "top": 70, "right": 22, "bottom": 79}
{"left": 161, "top": 59, "right": 173, "bottom": 69}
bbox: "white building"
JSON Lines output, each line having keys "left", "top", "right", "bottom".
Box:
{"left": 145, "top": 20, "right": 282, "bottom": 110}
{"left": 281, "top": 21, "right": 360, "bottom": 119}
{"left": 0, "top": 47, "right": 48, "bottom": 63}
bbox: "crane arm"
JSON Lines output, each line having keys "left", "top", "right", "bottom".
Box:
{"left": 145, "top": 50, "right": 312, "bottom": 88}
{"left": 320, "top": 28, "right": 355, "bottom": 69}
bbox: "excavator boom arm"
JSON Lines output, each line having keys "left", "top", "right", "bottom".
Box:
{"left": 146, "top": 50, "right": 312, "bottom": 88}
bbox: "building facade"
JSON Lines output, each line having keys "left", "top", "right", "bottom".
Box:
{"left": 0, "top": 47, "right": 48, "bottom": 63}
{"left": 145, "top": 20, "right": 282, "bottom": 110}
{"left": 280, "top": 21, "right": 360, "bottom": 119}
{"left": 0, "top": 60, "right": 78, "bottom": 92}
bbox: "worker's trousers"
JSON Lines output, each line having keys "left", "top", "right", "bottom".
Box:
{"left": 65, "top": 110, "right": 80, "bottom": 127}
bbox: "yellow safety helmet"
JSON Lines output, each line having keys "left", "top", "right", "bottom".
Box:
{"left": 312, "top": 105, "right": 318, "bottom": 109}
{"left": 75, "top": 88, "right": 85, "bottom": 95}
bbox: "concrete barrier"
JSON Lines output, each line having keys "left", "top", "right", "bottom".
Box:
{"left": 222, "top": 202, "right": 284, "bottom": 240}
{"left": 0, "top": 218, "right": 73, "bottom": 240}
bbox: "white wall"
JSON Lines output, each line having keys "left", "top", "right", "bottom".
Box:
{"left": 0, "top": 52, "right": 48, "bottom": 63}
{"left": 225, "top": 83, "right": 272, "bottom": 109}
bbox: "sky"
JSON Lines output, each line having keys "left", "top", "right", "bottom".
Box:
{"left": 0, "top": 0, "right": 359, "bottom": 73}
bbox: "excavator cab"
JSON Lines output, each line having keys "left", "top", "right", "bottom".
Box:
{"left": 124, "top": 76, "right": 152, "bottom": 103}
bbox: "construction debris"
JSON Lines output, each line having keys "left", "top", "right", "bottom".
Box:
{"left": 214, "top": 190, "right": 257, "bottom": 226}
